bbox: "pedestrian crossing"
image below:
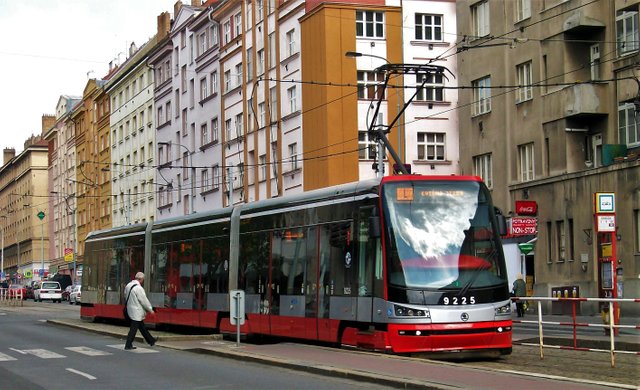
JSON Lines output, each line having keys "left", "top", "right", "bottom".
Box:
{"left": 0, "top": 344, "right": 158, "bottom": 361}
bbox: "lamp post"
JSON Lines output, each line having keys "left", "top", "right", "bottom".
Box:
{"left": 37, "top": 211, "right": 45, "bottom": 281}
{"left": 345, "top": 51, "right": 405, "bottom": 177}
{"left": 158, "top": 142, "right": 196, "bottom": 214}
{"left": 0, "top": 215, "right": 7, "bottom": 281}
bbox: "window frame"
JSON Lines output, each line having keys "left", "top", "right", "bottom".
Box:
{"left": 414, "top": 13, "right": 443, "bottom": 41}
{"left": 516, "top": 61, "right": 533, "bottom": 103}
{"left": 618, "top": 102, "right": 640, "bottom": 147}
{"left": 471, "top": 1, "right": 490, "bottom": 38}
{"left": 518, "top": 142, "right": 535, "bottom": 182}
{"left": 416, "top": 132, "right": 446, "bottom": 162}
{"left": 356, "top": 10, "right": 385, "bottom": 39}
{"left": 472, "top": 76, "right": 491, "bottom": 115}
{"left": 473, "top": 153, "right": 493, "bottom": 189}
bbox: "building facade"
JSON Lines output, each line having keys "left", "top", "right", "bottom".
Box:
{"left": 44, "top": 95, "right": 80, "bottom": 277}
{"left": 456, "top": 0, "right": 640, "bottom": 314}
{"left": 0, "top": 134, "right": 50, "bottom": 284}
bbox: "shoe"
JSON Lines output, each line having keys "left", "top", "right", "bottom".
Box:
{"left": 124, "top": 346, "right": 137, "bottom": 350}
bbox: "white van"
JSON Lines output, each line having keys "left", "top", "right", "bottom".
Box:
{"left": 34, "top": 281, "right": 63, "bottom": 303}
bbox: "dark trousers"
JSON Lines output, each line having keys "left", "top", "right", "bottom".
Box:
{"left": 125, "top": 319, "right": 155, "bottom": 348}
{"left": 515, "top": 302, "right": 525, "bottom": 317}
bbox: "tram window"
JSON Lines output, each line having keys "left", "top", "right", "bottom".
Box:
{"left": 321, "top": 222, "right": 355, "bottom": 297}
{"left": 202, "top": 236, "right": 229, "bottom": 294}
{"left": 357, "top": 208, "right": 382, "bottom": 297}
{"left": 239, "top": 232, "right": 268, "bottom": 295}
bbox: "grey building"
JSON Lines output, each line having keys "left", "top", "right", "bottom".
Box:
{"left": 456, "top": 0, "right": 640, "bottom": 315}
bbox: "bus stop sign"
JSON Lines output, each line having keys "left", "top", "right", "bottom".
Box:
{"left": 37, "top": 211, "right": 45, "bottom": 220}
{"left": 518, "top": 243, "right": 534, "bottom": 255}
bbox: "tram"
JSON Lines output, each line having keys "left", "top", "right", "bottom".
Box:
{"left": 81, "top": 175, "right": 512, "bottom": 354}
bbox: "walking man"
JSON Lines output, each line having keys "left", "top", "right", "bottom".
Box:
{"left": 124, "top": 272, "right": 156, "bottom": 350}
{"left": 512, "top": 274, "right": 526, "bottom": 318}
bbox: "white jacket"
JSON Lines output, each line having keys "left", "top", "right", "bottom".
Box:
{"left": 124, "top": 280, "right": 153, "bottom": 321}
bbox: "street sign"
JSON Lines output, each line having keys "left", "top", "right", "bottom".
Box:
{"left": 37, "top": 211, "right": 45, "bottom": 220}
{"left": 64, "top": 248, "right": 74, "bottom": 262}
{"left": 230, "top": 290, "right": 245, "bottom": 325}
{"left": 510, "top": 217, "right": 537, "bottom": 236}
{"left": 518, "top": 243, "right": 535, "bottom": 255}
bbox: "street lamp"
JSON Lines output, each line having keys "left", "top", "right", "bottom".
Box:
{"left": 158, "top": 141, "right": 196, "bottom": 214}
{"left": 0, "top": 215, "right": 7, "bottom": 281}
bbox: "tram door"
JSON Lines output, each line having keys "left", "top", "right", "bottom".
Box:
{"left": 268, "top": 228, "right": 316, "bottom": 339}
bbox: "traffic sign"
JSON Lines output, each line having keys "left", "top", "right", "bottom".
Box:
{"left": 510, "top": 217, "right": 537, "bottom": 236}
{"left": 518, "top": 243, "right": 535, "bottom": 255}
{"left": 37, "top": 211, "right": 45, "bottom": 220}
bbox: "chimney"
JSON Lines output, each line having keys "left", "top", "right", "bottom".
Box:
{"left": 42, "top": 114, "right": 56, "bottom": 134}
{"left": 3, "top": 148, "right": 15, "bottom": 166}
{"left": 157, "top": 11, "right": 171, "bottom": 39}
{"left": 174, "top": 1, "right": 183, "bottom": 19}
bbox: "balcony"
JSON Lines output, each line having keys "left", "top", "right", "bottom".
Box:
{"left": 542, "top": 83, "right": 609, "bottom": 124}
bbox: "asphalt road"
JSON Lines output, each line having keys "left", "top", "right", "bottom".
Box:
{"left": 0, "top": 303, "right": 390, "bottom": 389}
{"left": 2, "top": 300, "right": 638, "bottom": 388}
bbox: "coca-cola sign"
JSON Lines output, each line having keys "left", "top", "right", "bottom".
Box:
{"left": 515, "top": 200, "right": 537, "bottom": 215}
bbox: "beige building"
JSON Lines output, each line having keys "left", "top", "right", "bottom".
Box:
{"left": 456, "top": 0, "right": 640, "bottom": 314}
{"left": 0, "top": 130, "right": 51, "bottom": 284}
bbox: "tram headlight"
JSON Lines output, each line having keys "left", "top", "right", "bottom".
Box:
{"left": 495, "top": 303, "right": 511, "bottom": 315}
{"left": 393, "top": 305, "right": 430, "bottom": 318}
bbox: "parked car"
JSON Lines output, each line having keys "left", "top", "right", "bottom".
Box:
{"left": 8, "top": 284, "right": 26, "bottom": 300}
{"left": 33, "top": 281, "right": 62, "bottom": 303}
{"left": 69, "top": 285, "right": 81, "bottom": 305}
{"left": 62, "top": 285, "right": 73, "bottom": 301}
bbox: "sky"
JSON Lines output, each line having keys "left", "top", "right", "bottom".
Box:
{"left": 0, "top": 0, "right": 180, "bottom": 153}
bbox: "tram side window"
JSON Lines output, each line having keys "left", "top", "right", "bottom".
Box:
{"left": 202, "top": 236, "right": 229, "bottom": 294}
{"left": 320, "top": 222, "right": 355, "bottom": 297}
{"left": 280, "top": 228, "right": 306, "bottom": 296}
{"left": 239, "top": 232, "right": 269, "bottom": 295}
{"left": 357, "top": 208, "right": 383, "bottom": 297}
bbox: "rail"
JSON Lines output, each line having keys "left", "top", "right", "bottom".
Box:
{"left": 0, "top": 287, "right": 24, "bottom": 306}
{"left": 511, "top": 296, "right": 639, "bottom": 367}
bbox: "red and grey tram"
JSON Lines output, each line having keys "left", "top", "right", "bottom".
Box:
{"left": 81, "top": 175, "right": 512, "bottom": 354}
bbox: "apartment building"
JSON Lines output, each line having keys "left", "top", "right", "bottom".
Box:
{"left": 456, "top": 0, "right": 640, "bottom": 314}
{"left": 106, "top": 12, "right": 171, "bottom": 226}
{"left": 0, "top": 134, "right": 50, "bottom": 284}
{"left": 44, "top": 95, "right": 81, "bottom": 277}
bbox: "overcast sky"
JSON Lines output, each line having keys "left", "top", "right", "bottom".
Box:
{"left": 0, "top": 0, "right": 179, "bottom": 153}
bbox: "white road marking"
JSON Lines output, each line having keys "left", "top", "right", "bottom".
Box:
{"left": 0, "top": 352, "right": 17, "bottom": 361}
{"left": 107, "top": 344, "right": 159, "bottom": 353}
{"left": 66, "top": 368, "right": 97, "bottom": 380}
{"left": 9, "top": 348, "right": 27, "bottom": 355}
{"left": 23, "top": 349, "right": 66, "bottom": 359}
{"left": 65, "top": 346, "right": 112, "bottom": 356}
{"left": 0, "top": 312, "right": 6, "bottom": 315}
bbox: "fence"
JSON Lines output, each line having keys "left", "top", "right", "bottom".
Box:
{"left": 511, "top": 296, "right": 640, "bottom": 367}
{"left": 0, "top": 288, "right": 23, "bottom": 306}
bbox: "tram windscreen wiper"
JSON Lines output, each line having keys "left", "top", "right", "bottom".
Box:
{"left": 457, "top": 251, "right": 496, "bottom": 298}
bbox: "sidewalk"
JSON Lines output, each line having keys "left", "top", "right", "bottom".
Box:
{"left": 47, "top": 318, "right": 638, "bottom": 390}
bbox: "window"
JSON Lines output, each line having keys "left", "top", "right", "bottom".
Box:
{"left": 270, "top": 87, "right": 277, "bottom": 119}
{"left": 157, "top": 106, "right": 164, "bottom": 124}
{"left": 181, "top": 109, "right": 188, "bottom": 136}
{"left": 286, "top": 29, "right": 296, "bottom": 57}
{"left": 288, "top": 143, "right": 298, "bottom": 171}
{"left": 258, "top": 102, "right": 266, "bottom": 128}
{"left": 200, "top": 77, "right": 208, "bottom": 101}
{"left": 213, "top": 165, "right": 220, "bottom": 190}
{"left": 181, "top": 66, "right": 187, "bottom": 90}
{"left": 473, "top": 153, "right": 493, "bottom": 189}
{"left": 235, "top": 163, "right": 244, "bottom": 189}
{"left": 268, "top": 33, "right": 276, "bottom": 68}
{"left": 198, "top": 31, "right": 207, "bottom": 56}
{"left": 257, "top": 0, "right": 263, "bottom": 21}
{"left": 210, "top": 25, "right": 218, "bottom": 46}
{"left": 357, "top": 71, "right": 385, "bottom": 100}
{"left": 211, "top": 71, "right": 218, "bottom": 94}
{"left": 234, "top": 13, "right": 242, "bottom": 37}
{"left": 225, "top": 119, "right": 232, "bottom": 141}
{"left": 518, "top": 142, "right": 535, "bottom": 182}
{"left": 415, "top": 14, "right": 442, "bottom": 41}
{"left": 246, "top": 49, "right": 253, "bottom": 81}
{"left": 635, "top": 209, "right": 640, "bottom": 252}
{"left": 211, "top": 117, "right": 219, "bottom": 143}
{"left": 259, "top": 154, "right": 267, "bottom": 181}
{"left": 472, "top": 1, "right": 490, "bottom": 38}
{"left": 516, "top": 0, "right": 531, "bottom": 22}
{"left": 617, "top": 11, "right": 639, "bottom": 55}
{"left": 417, "top": 132, "right": 445, "bottom": 161}
{"left": 224, "top": 21, "right": 231, "bottom": 44}
{"left": 416, "top": 74, "right": 444, "bottom": 101}
{"left": 618, "top": 102, "right": 640, "bottom": 147}
{"left": 235, "top": 63, "right": 243, "bottom": 86}
{"left": 201, "top": 123, "right": 209, "bottom": 146}
{"left": 556, "top": 220, "right": 565, "bottom": 262}
{"left": 356, "top": 11, "right": 384, "bottom": 38}
{"left": 472, "top": 76, "right": 491, "bottom": 115}
{"left": 235, "top": 113, "right": 243, "bottom": 138}
{"left": 165, "top": 102, "right": 171, "bottom": 123}
{"left": 516, "top": 61, "right": 533, "bottom": 103}
{"left": 358, "top": 131, "right": 377, "bottom": 160}
{"left": 183, "top": 152, "right": 189, "bottom": 178}
{"left": 224, "top": 70, "right": 231, "bottom": 92}
{"left": 202, "top": 169, "right": 210, "bottom": 191}
{"left": 287, "top": 86, "right": 297, "bottom": 113}
{"left": 257, "top": 49, "right": 265, "bottom": 74}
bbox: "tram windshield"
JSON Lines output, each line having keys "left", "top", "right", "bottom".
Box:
{"left": 382, "top": 180, "right": 506, "bottom": 291}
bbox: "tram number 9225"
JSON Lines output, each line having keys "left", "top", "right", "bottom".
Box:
{"left": 442, "top": 296, "right": 476, "bottom": 305}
